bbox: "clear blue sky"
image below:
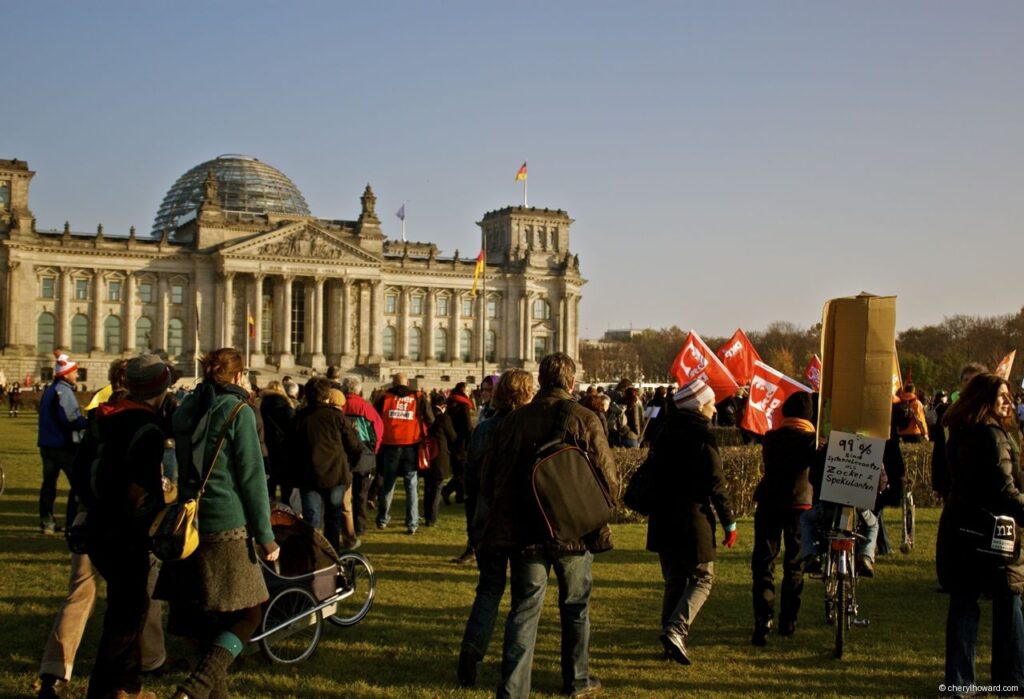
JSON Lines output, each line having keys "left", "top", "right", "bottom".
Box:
{"left": 6, "top": 1, "right": 1023, "bottom": 339}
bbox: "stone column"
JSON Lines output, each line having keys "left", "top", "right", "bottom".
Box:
{"left": 58, "top": 267, "right": 72, "bottom": 349}
{"left": 250, "top": 274, "right": 265, "bottom": 368}
{"left": 368, "top": 280, "right": 382, "bottom": 363}
{"left": 425, "top": 289, "right": 436, "bottom": 364}
{"left": 221, "top": 272, "right": 235, "bottom": 348}
{"left": 90, "top": 273, "right": 103, "bottom": 353}
{"left": 310, "top": 277, "right": 326, "bottom": 369}
{"left": 155, "top": 276, "right": 169, "bottom": 353}
{"left": 470, "top": 295, "right": 482, "bottom": 363}
{"left": 124, "top": 272, "right": 137, "bottom": 354}
{"left": 340, "top": 278, "right": 353, "bottom": 365}
{"left": 558, "top": 295, "right": 567, "bottom": 354}
{"left": 398, "top": 286, "right": 410, "bottom": 362}
{"left": 278, "top": 275, "right": 294, "bottom": 369}
{"left": 4, "top": 261, "right": 20, "bottom": 349}
{"left": 193, "top": 283, "right": 203, "bottom": 360}
{"left": 452, "top": 292, "right": 462, "bottom": 363}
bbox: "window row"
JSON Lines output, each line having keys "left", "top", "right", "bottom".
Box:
{"left": 36, "top": 313, "right": 186, "bottom": 357}
{"left": 380, "top": 326, "right": 498, "bottom": 363}
{"left": 38, "top": 276, "right": 184, "bottom": 304}
{"left": 383, "top": 293, "right": 501, "bottom": 319}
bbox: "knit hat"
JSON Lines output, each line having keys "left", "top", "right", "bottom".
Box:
{"left": 673, "top": 378, "right": 716, "bottom": 411}
{"left": 780, "top": 391, "right": 814, "bottom": 420}
{"left": 53, "top": 351, "right": 79, "bottom": 379}
{"left": 125, "top": 354, "right": 172, "bottom": 400}
{"left": 326, "top": 388, "right": 346, "bottom": 409}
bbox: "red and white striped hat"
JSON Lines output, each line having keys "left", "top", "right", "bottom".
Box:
{"left": 54, "top": 350, "right": 79, "bottom": 379}
{"left": 673, "top": 378, "right": 715, "bottom": 411}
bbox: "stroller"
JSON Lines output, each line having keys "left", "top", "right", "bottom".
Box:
{"left": 250, "top": 506, "right": 376, "bottom": 664}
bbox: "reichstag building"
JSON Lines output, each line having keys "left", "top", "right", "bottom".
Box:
{"left": 0, "top": 155, "right": 584, "bottom": 389}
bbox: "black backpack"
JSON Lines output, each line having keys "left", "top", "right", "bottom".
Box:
{"left": 895, "top": 399, "right": 914, "bottom": 430}
{"left": 529, "top": 401, "right": 615, "bottom": 542}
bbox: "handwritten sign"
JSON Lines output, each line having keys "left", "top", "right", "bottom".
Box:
{"left": 819, "top": 430, "right": 886, "bottom": 510}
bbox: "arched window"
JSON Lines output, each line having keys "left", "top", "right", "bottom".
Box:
{"left": 382, "top": 326, "right": 397, "bottom": 361}
{"left": 532, "top": 298, "right": 551, "bottom": 320}
{"left": 167, "top": 318, "right": 184, "bottom": 356}
{"left": 71, "top": 314, "right": 89, "bottom": 354}
{"left": 434, "top": 327, "right": 448, "bottom": 362}
{"left": 485, "top": 330, "right": 497, "bottom": 363}
{"left": 459, "top": 329, "right": 472, "bottom": 363}
{"left": 104, "top": 315, "right": 122, "bottom": 354}
{"left": 37, "top": 312, "right": 56, "bottom": 354}
{"left": 408, "top": 327, "right": 422, "bottom": 361}
{"left": 135, "top": 317, "right": 153, "bottom": 353}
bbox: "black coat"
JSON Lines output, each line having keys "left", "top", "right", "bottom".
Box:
{"left": 260, "top": 393, "right": 295, "bottom": 484}
{"left": 936, "top": 423, "right": 1024, "bottom": 595}
{"left": 754, "top": 425, "right": 816, "bottom": 509}
{"left": 428, "top": 411, "right": 458, "bottom": 480}
{"left": 645, "top": 408, "right": 735, "bottom": 563}
{"left": 291, "top": 405, "right": 362, "bottom": 490}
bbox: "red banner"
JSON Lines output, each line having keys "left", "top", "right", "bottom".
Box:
{"left": 995, "top": 350, "right": 1016, "bottom": 380}
{"left": 740, "top": 361, "right": 813, "bottom": 435}
{"left": 670, "top": 330, "right": 739, "bottom": 403}
{"left": 803, "top": 354, "right": 822, "bottom": 391}
{"left": 715, "top": 328, "right": 762, "bottom": 386}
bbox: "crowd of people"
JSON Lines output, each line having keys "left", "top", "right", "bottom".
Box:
{"left": 21, "top": 346, "right": 1024, "bottom": 697}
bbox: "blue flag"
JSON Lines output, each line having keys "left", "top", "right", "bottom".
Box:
{"left": 396, "top": 204, "right": 405, "bottom": 221}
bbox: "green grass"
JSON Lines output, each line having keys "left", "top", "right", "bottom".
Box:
{"left": 0, "top": 416, "right": 984, "bottom": 697}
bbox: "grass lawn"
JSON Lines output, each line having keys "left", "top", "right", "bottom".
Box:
{"left": 0, "top": 415, "right": 982, "bottom": 697}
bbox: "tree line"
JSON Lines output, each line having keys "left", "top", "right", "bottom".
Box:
{"left": 580, "top": 307, "right": 1024, "bottom": 398}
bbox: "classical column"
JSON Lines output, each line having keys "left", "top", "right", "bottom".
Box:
{"left": 339, "top": 278, "right": 353, "bottom": 365}
{"left": 90, "top": 273, "right": 103, "bottom": 353}
{"left": 572, "top": 295, "right": 581, "bottom": 359}
{"left": 4, "top": 261, "right": 20, "bottom": 349}
{"left": 221, "top": 272, "right": 235, "bottom": 348}
{"left": 398, "top": 286, "right": 410, "bottom": 362}
{"left": 424, "top": 289, "right": 436, "bottom": 364}
{"left": 278, "top": 275, "right": 294, "bottom": 369}
{"left": 310, "top": 277, "right": 326, "bottom": 369}
{"left": 470, "top": 295, "right": 482, "bottom": 363}
{"left": 58, "top": 267, "right": 72, "bottom": 350}
{"left": 124, "top": 272, "right": 137, "bottom": 353}
{"left": 250, "top": 274, "right": 265, "bottom": 367}
{"left": 368, "top": 280, "right": 382, "bottom": 363}
{"left": 155, "top": 276, "right": 169, "bottom": 353}
{"left": 193, "top": 283, "right": 203, "bottom": 360}
{"left": 558, "top": 295, "right": 567, "bottom": 354}
{"left": 451, "top": 291, "right": 462, "bottom": 363}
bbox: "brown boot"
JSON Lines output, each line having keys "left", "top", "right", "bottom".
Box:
{"left": 176, "top": 646, "right": 233, "bottom": 699}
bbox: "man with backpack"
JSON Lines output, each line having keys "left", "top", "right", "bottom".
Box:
{"left": 341, "top": 376, "right": 383, "bottom": 539}
{"left": 38, "top": 351, "right": 89, "bottom": 534}
{"left": 896, "top": 383, "right": 928, "bottom": 443}
{"left": 479, "top": 353, "right": 616, "bottom": 698}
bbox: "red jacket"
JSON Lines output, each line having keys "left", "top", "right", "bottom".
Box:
{"left": 343, "top": 393, "right": 384, "bottom": 454}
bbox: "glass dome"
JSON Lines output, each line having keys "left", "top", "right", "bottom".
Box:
{"left": 151, "top": 154, "right": 311, "bottom": 235}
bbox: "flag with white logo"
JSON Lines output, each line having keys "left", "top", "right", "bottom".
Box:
{"left": 670, "top": 330, "right": 739, "bottom": 403}
{"left": 715, "top": 328, "right": 762, "bottom": 386}
{"left": 741, "top": 361, "right": 813, "bottom": 435}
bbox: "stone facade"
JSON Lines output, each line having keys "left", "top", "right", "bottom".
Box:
{"left": 0, "top": 157, "right": 584, "bottom": 391}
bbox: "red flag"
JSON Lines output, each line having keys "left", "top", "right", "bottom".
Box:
{"left": 715, "top": 328, "right": 762, "bottom": 386}
{"left": 995, "top": 350, "right": 1016, "bottom": 380}
{"left": 670, "top": 330, "right": 739, "bottom": 403}
{"left": 741, "top": 361, "right": 813, "bottom": 435}
{"left": 803, "top": 354, "right": 822, "bottom": 391}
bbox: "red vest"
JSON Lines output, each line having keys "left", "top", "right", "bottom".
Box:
{"left": 381, "top": 392, "right": 424, "bottom": 446}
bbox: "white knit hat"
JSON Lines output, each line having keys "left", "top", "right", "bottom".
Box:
{"left": 673, "top": 378, "right": 715, "bottom": 411}
{"left": 53, "top": 351, "right": 79, "bottom": 379}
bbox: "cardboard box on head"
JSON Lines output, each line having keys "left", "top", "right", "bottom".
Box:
{"left": 818, "top": 293, "right": 897, "bottom": 441}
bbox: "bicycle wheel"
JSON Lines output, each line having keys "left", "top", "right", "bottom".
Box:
{"left": 327, "top": 552, "right": 376, "bottom": 627}
{"left": 259, "top": 587, "right": 323, "bottom": 664}
{"left": 834, "top": 573, "right": 847, "bottom": 659}
{"left": 824, "top": 553, "right": 837, "bottom": 626}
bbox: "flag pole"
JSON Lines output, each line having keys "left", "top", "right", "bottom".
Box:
{"left": 523, "top": 175, "right": 528, "bottom": 208}
{"left": 402, "top": 202, "right": 407, "bottom": 242}
{"left": 245, "top": 302, "right": 251, "bottom": 370}
{"left": 480, "top": 228, "right": 487, "bottom": 386}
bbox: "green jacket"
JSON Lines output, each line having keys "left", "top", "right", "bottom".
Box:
{"left": 173, "top": 383, "right": 274, "bottom": 546}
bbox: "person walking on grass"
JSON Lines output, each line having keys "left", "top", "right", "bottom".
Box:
{"left": 340, "top": 376, "right": 383, "bottom": 539}
{"left": 645, "top": 378, "right": 737, "bottom": 665}
{"left": 38, "top": 351, "right": 88, "bottom": 534}
{"left": 480, "top": 353, "right": 615, "bottom": 698}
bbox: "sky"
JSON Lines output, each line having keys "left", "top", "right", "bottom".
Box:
{"left": 5, "top": 1, "right": 1023, "bottom": 340}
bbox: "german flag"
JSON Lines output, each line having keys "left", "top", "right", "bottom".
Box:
{"left": 247, "top": 305, "right": 256, "bottom": 339}
{"left": 515, "top": 162, "right": 527, "bottom": 181}
{"left": 471, "top": 250, "right": 485, "bottom": 297}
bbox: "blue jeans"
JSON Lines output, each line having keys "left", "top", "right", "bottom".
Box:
{"left": 799, "top": 504, "right": 878, "bottom": 561}
{"left": 301, "top": 485, "right": 345, "bottom": 553}
{"left": 946, "top": 590, "right": 1024, "bottom": 688}
{"left": 856, "top": 509, "right": 879, "bottom": 562}
{"left": 376, "top": 446, "right": 419, "bottom": 532}
{"left": 498, "top": 551, "right": 593, "bottom": 699}
{"left": 39, "top": 447, "right": 76, "bottom": 528}
{"left": 460, "top": 549, "right": 509, "bottom": 657}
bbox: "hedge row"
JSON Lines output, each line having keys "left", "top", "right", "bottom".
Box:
{"left": 610, "top": 441, "right": 936, "bottom": 524}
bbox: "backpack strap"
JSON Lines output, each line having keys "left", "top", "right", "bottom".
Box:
{"left": 537, "top": 400, "right": 575, "bottom": 453}
{"left": 196, "top": 400, "right": 246, "bottom": 500}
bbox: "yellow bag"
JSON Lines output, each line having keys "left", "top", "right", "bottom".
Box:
{"left": 149, "top": 401, "right": 245, "bottom": 562}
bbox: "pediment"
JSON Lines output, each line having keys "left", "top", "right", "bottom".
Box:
{"left": 221, "top": 223, "right": 380, "bottom": 264}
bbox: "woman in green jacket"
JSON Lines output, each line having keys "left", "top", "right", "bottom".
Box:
{"left": 156, "top": 348, "right": 278, "bottom": 699}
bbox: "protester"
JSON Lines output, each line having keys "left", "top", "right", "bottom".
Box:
{"left": 425, "top": 392, "right": 457, "bottom": 527}
{"left": 937, "top": 373, "right": 1024, "bottom": 690}
{"left": 621, "top": 387, "right": 643, "bottom": 448}
{"left": 477, "top": 373, "right": 501, "bottom": 421}
{"left": 340, "top": 377, "right": 383, "bottom": 538}
{"left": 750, "top": 391, "right": 816, "bottom": 645}
{"left": 646, "top": 378, "right": 737, "bottom": 665}
{"left": 79, "top": 355, "right": 173, "bottom": 699}
{"left": 896, "top": 383, "right": 929, "bottom": 443}
{"left": 8, "top": 382, "right": 22, "bottom": 417}
{"left": 441, "top": 382, "right": 475, "bottom": 507}
{"left": 38, "top": 351, "right": 88, "bottom": 534}
{"left": 480, "top": 353, "right": 615, "bottom": 698}
{"left": 457, "top": 369, "right": 535, "bottom": 687}
{"left": 373, "top": 373, "right": 434, "bottom": 534}
{"left": 259, "top": 380, "right": 296, "bottom": 505}
{"left": 932, "top": 363, "right": 987, "bottom": 499}
{"left": 156, "top": 348, "right": 279, "bottom": 699}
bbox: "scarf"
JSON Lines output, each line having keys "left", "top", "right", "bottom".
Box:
{"left": 776, "top": 417, "right": 815, "bottom": 433}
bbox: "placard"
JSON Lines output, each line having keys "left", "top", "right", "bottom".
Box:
{"left": 819, "top": 430, "right": 886, "bottom": 510}
{"left": 644, "top": 406, "right": 661, "bottom": 419}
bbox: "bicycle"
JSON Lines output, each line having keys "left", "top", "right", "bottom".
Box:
{"left": 821, "top": 505, "right": 868, "bottom": 658}
{"left": 899, "top": 488, "right": 915, "bottom": 554}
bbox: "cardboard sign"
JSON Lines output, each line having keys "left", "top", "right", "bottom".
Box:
{"left": 819, "top": 430, "right": 886, "bottom": 510}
